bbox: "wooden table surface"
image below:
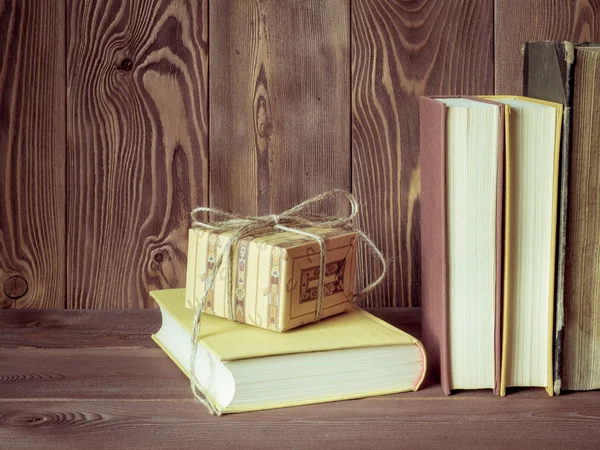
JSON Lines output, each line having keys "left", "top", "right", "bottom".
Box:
{"left": 1, "top": 308, "right": 600, "bottom": 449}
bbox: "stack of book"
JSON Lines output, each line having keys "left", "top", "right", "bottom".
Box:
{"left": 151, "top": 226, "right": 426, "bottom": 414}
{"left": 420, "top": 41, "right": 600, "bottom": 396}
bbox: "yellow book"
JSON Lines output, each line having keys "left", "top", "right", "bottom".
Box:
{"left": 151, "top": 289, "right": 426, "bottom": 414}
{"left": 482, "top": 96, "right": 562, "bottom": 397}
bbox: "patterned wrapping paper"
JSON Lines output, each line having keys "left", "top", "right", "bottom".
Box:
{"left": 185, "top": 226, "right": 358, "bottom": 332}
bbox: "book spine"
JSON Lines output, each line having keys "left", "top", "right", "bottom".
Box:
{"left": 419, "top": 97, "right": 451, "bottom": 396}
{"left": 552, "top": 42, "right": 573, "bottom": 397}
{"left": 494, "top": 104, "right": 506, "bottom": 397}
{"left": 522, "top": 41, "right": 575, "bottom": 395}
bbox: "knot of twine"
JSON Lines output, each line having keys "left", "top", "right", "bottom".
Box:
{"left": 188, "top": 189, "right": 387, "bottom": 415}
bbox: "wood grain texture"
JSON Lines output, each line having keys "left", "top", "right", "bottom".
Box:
{"left": 495, "top": 0, "right": 600, "bottom": 94}
{"left": 209, "top": 0, "right": 350, "bottom": 216}
{"left": 66, "top": 0, "right": 209, "bottom": 308}
{"left": 4, "top": 392, "right": 600, "bottom": 450}
{"left": 0, "top": 309, "right": 161, "bottom": 348}
{"left": 2, "top": 307, "right": 600, "bottom": 449}
{"left": 0, "top": 0, "right": 65, "bottom": 308}
{"left": 0, "top": 348, "right": 192, "bottom": 400}
{"left": 351, "top": 0, "right": 494, "bottom": 307}
{"left": 563, "top": 48, "right": 600, "bottom": 391}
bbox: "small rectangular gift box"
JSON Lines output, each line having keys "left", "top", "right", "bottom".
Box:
{"left": 185, "top": 226, "right": 358, "bottom": 332}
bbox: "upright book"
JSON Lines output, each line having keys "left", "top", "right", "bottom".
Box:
{"left": 151, "top": 289, "right": 426, "bottom": 414}
{"left": 486, "top": 96, "right": 562, "bottom": 397}
{"left": 524, "top": 41, "right": 600, "bottom": 392}
{"left": 420, "top": 96, "right": 505, "bottom": 395}
{"left": 420, "top": 95, "right": 562, "bottom": 396}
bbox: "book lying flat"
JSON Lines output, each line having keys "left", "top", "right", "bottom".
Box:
{"left": 151, "top": 289, "right": 426, "bottom": 414}
{"left": 524, "top": 41, "right": 600, "bottom": 393}
{"left": 420, "top": 96, "right": 505, "bottom": 396}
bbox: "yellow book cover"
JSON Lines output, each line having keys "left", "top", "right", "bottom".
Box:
{"left": 151, "top": 288, "right": 426, "bottom": 414}
{"left": 482, "top": 95, "right": 562, "bottom": 397}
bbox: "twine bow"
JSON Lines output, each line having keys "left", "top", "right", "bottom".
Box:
{"left": 188, "top": 189, "right": 386, "bottom": 415}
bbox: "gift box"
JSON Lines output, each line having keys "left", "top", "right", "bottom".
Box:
{"left": 185, "top": 226, "right": 358, "bottom": 332}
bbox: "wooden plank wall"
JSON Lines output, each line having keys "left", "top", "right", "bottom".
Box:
{"left": 495, "top": 0, "right": 600, "bottom": 94}
{"left": 209, "top": 0, "right": 350, "bottom": 216}
{"left": 1, "top": 0, "right": 599, "bottom": 309}
{"left": 352, "top": 0, "right": 494, "bottom": 307}
{"left": 0, "top": 0, "right": 66, "bottom": 308}
{"left": 66, "top": 0, "right": 208, "bottom": 307}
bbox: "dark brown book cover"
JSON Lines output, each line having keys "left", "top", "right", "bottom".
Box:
{"left": 525, "top": 41, "right": 600, "bottom": 393}
{"left": 419, "top": 96, "right": 504, "bottom": 396}
{"left": 526, "top": 42, "right": 600, "bottom": 392}
{"left": 523, "top": 41, "right": 574, "bottom": 395}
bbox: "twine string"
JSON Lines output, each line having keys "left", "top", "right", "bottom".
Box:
{"left": 188, "top": 189, "right": 386, "bottom": 415}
